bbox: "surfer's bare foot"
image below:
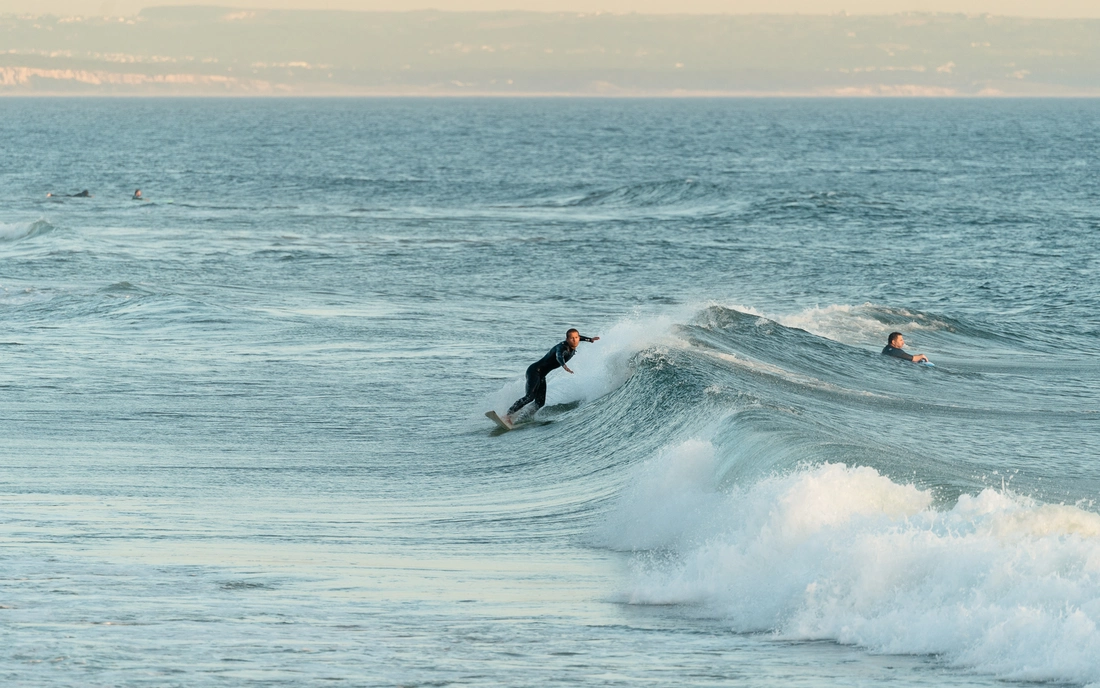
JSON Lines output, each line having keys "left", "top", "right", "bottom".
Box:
{"left": 502, "top": 414, "right": 513, "bottom": 425}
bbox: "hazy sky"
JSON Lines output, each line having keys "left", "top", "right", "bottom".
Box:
{"left": 4, "top": 0, "right": 1100, "bottom": 18}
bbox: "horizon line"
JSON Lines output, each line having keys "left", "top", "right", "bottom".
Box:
{"left": 6, "top": 8, "right": 1100, "bottom": 20}
{"left": 4, "top": 92, "right": 1100, "bottom": 98}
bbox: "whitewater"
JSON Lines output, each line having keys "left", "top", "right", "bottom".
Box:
{"left": 1, "top": 98, "right": 1098, "bottom": 687}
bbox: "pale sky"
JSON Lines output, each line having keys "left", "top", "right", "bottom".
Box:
{"left": 3, "top": 0, "right": 1100, "bottom": 18}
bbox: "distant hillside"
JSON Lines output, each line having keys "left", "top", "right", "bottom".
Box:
{"left": 2, "top": 8, "right": 1099, "bottom": 95}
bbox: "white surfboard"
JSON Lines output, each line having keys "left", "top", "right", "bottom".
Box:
{"left": 485, "top": 410, "right": 514, "bottom": 431}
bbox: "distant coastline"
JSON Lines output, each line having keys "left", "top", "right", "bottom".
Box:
{"left": 2, "top": 8, "right": 1099, "bottom": 96}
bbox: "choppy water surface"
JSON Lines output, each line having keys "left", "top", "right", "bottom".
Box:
{"left": 2, "top": 98, "right": 1099, "bottom": 686}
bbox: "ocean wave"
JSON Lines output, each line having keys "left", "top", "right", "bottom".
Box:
{"left": 528, "top": 179, "right": 731, "bottom": 211}
{"left": 702, "top": 303, "right": 957, "bottom": 347}
{"left": 745, "top": 190, "right": 908, "bottom": 222}
{"left": 0, "top": 219, "right": 54, "bottom": 243}
{"left": 484, "top": 300, "right": 1094, "bottom": 512}
{"left": 484, "top": 302, "right": 906, "bottom": 418}
{"left": 486, "top": 300, "right": 1080, "bottom": 425}
{"left": 608, "top": 451, "right": 1100, "bottom": 685}
{"left": 100, "top": 281, "right": 154, "bottom": 295}
{"left": 484, "top": 301, "right": 1013, "bottom": 453}
{"left": 698, "top": 302, "right": 1056, "bottom": 362}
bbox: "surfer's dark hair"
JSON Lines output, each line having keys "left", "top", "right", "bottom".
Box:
{"left": 566, "top": 328, "right": 580, "bottom": 338}
{"left": 888, "top": 332, "right": 903, "bottom": 344}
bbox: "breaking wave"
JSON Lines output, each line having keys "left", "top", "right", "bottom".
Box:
{"left": 0, "top": 219, "right": 54, "bottom": 242}
{"left": 489, "top": 301, "right": 1100, "bottom": 685}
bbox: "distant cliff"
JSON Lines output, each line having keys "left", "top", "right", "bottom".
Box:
{"left": 2, "top": 8, "right": 1098, "bottom": 95}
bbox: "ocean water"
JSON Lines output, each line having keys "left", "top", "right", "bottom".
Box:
{"left": 1, "top": 97, "right": 1099, "bottom": 687}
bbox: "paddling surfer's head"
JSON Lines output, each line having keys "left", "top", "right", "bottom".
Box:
{"left": 888, "top": 332, "right": 904, "bottom": 348}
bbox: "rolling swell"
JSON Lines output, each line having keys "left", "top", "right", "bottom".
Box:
{"left": 564, "top": 179, "right": 723, "bottom": 209}
{"left": 502, "top": 179, "right": 737, "bottom": 217}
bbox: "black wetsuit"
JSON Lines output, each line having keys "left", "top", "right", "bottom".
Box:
{"left": 507, "top": 337, "right": 595, "bottom": 416}
{"left": 882, "top": 345, "right": 915, "bottom": 361}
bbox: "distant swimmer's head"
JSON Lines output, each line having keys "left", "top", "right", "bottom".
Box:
{"left": 888, "top": 332, "right": 904, "bottom": 348}
{"left": 133, "top": 189, "right": 143, "bottom": 200}
{"left": 565, "top": 328, "right": 580, "bottom": 349}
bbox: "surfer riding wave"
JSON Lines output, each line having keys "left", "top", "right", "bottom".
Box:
{"left": 504, "top": 328, "right": 600, "bottom": 425}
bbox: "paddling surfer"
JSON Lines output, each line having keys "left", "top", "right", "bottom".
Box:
{"left": 504, "top": 328, "right": 600, "bottom": 424}
{"left": 881, "top": 332, "right": 929, "bottom": 363}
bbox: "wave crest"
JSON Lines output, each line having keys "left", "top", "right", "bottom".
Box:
{"left": 707, "top": 303, "right": 956, "bottom": 347}
{"left": 0, "top": 219, "right": 54, "bottom": 243}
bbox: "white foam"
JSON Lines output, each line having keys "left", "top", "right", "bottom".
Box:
{"left": 608, "top": 445, "right": 1100, "bottom": 684}
{"left": 728, "top": 302, "right": 948, "bottom": 347}
{"left": 597, "top": 439, "right": 723, "bottom": 550}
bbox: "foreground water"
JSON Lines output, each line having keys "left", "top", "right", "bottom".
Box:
{"left": 1, "top": 98, "right": 1098, "bottom": 686}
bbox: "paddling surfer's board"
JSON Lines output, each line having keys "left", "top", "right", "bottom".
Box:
{"left": 485, "top": 410, "right": 513, "bottom": 431}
